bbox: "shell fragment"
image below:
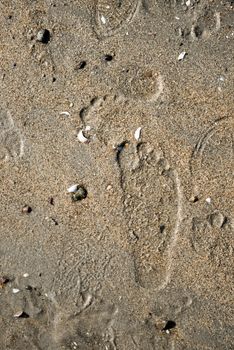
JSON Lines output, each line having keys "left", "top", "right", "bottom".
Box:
{"left": 77, "top": 130, "right": 89, "bottom": 143}
{"left": 178, "top": 51, "right": 187, "bottom": 61}
{"left": 67, "top": 184, "right": 78, "bottom": 193}
{"left": 134, "top": 127, "right": 142, "bottom": 141}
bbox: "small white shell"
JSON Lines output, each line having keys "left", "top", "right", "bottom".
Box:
{"left": 67, "top": 184, "right": 78, "bottom": 193}
{"left": 12, "top": 288, "right": 20, "bottom": 294}
{"left": 85, "top": 125, "right": 91, "bottom": 131}
{"left": 206, "top": 197, "right": 212, "bottom": 204}
{"left": 101, "top": 15, "right": 106, "bottom": 24}
{"left": 23, "top": 273, "right": 29, "bottom": 278}
{"left": 134, "top": 127, "right": 142, "bottom": 141}
{"left": 77, "top": 130, "right": 89, "bottom": 143}
{"left": 14, "top": 310, "right": 24, "bottom": 318}
{"left": 60, "top": 111, "right": 70, "bottom": 117}
{"left": 178, "top": 51, "right": 187, "bottom": 61}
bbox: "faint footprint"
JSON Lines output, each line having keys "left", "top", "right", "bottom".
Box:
{"left": 94, "top": 0, "right": 141, "bottom": 38}
{"left": 0, "top": 109, "right": 24, "bottom": 165}
{"left": 189, "top": 116, "right": 233, "bottom": 266}
{"left": 117, "top": 65, "right": 164, "bottom": 102}
{"left": 190, "top": 116, "right": 233, "bottom": 203}
{"left": 119, "top": 141, "right": 182, "bottom": 290}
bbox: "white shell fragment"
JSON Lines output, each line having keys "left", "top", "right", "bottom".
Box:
{"left": 134, "top": 127, "right": 142, "bottom": 141}
{"left": 14, "top": 310, "right": 24, "bottom": 318}
{"left": 77, "top": 129, "right": 89, "bottom": 143}
{"left": 59, "top": 111, "right": 70, "bottom": 117}
{"left": 178, "top": 51, "right": 187, "bottom": 61}
{"left": 12, "top": 288, "right": 20, "bottom": 294}
{"left": 206, "top": 197, "right": 212, "bottom": 204}
{"left": 101, "top": 15, "right": 106, "bottom": 24}
{"left": 67, "top": 184, "right": 78, "bottom": 193}
{"left": 85, "top": 125, "right": 91, "bottom": 131}
{"left": 23, "top": 273, "right": 29, "bottom": 278}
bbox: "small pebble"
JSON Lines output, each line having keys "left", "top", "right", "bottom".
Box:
{"left": 76, "top": 61, "right": 86, "bottom": 70}
{"left": 206, "top": 197, "right": 212, "bottom": 204}
{"left": 103, "top": 54, "right": 113, "bottom": 62}
{"left": 22, "top": 205, "right": 32, "bottom": 214}
{"left": 72, "top": 186, "right": 87, "bottom": 201}
{"left": 0, "top": 276, "right": 9, "bottom": 287}
{"left": 36, "top": 29, "right": 50, "bottom": 44}
{"left": 23, "top": 273, "right": 29, "bottom": 278}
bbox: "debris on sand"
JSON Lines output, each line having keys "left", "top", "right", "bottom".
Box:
{"left": 12, "top": 288, "right": 20, "bottom": 294}
{"left": 134, "top": 127, "right": 142, "bottom": 141}
{"left": 13, "top": 310, "right": 29, "bottom": 318}
{"left": 59, "top": 111, "right": 70, "bottom": 117}
{"left": 36, "top": 29, "right": 50, "bottom": 44}
{"left": 67, "top": 184, "right": 78, "bottom": 193}
{"left": 178, "top": 51, "right": 187, "bottom": 61}
{"left": 77, "top": 129, "right": 89, "bottom": 143}
{"left": 22, "top": 205, "right": 32, "bottom": 214}
{"left": 0, "top": 276, "right": 9, "bottom": 288}
{"left": 72, "top": 186, "right": 87, "bottom": 202}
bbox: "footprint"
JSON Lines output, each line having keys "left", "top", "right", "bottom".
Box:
{"left": 189, "top": 117, "right": 233, "bottom": 266}
{"left": 0, "top": 109, "right": 24, "bottom": 165}
{"left": 119, "top": 141, "right": 182, "bottom": 290}
{"left": 117, "top": 65, "right": 164, "bottom": 102}
{"left": 190, "top": 117, "right": 233, "bottom": 208}
{"left": 94, "top": 0, "right": 141, "bottom": 38}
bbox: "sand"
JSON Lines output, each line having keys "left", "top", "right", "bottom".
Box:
{"left": 0, "top": 0, "right": 233, "bottom": 349}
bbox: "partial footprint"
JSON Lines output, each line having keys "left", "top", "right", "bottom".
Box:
{"left": 94, "top": 0, "right": 141, "bottom": 38}
{"left": 117, "top": 65, "right": 164, "bottom": 102}
{"left": 189, "top": 117, "right": 233, "bottom": 268}
{"left": 0, "top": 109, "right": 24, "bottom": 165}
{"left": 190, "top": 116, "right": 233, "bottom": 209}
{"left": 119, "top": 142, "right": 182, "bottom": 290}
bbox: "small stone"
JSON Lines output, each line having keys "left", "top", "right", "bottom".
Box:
{"left": 0, "top": 276, "right": 9, "bottom": 288}
{"left": 103, "top": 54, "right": 113, "bottom": 62}
{"left": 36, "top": 29, "right": 50, "bottom": 44}
{"left": 72, "top": 186, "right": 87, "bottom": 201}
{"left": 22, "top": 205, "right": 32, "bottom": 214}
{"left": 23, "top": 273, "right": 29, "bottom": 278}
{"left": 189, "top": 195, "right": 199, "bottom": 203}
{"left": 209, "top": 211, "right": 226, "bottom": 229}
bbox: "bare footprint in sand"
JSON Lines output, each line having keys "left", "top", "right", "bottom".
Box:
{"left": 94, "top": 0, "right": 141, "bottom": 38}
{"left": 189, "top": 116, "right": 233, "bottom": 268}
{"left": 119, "top": 140, "right": 182, "bottom": 290}
{"left": 0, "top": 109, "right": 24, "bottom": 166}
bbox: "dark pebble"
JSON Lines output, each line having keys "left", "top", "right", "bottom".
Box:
{"left": 36, "top": 29, "right": 50, "bottom": 44}
{"left": 72, "top": 186, "right": 87, "bottom": 201}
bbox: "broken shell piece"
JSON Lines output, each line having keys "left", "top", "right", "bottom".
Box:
{"left": 67, "top": 184, "right": 78, "bottom": 193}
{"left": 77, "top": 129, "right": 89, "bottom": 143}
{"left": 206, "top": 197, "right": 212, "bottom": 204}
{"left": 85, "top": 125, "right": 91, "bottom": 131}
{"left": 12, "top": 288, "right": 20, "bottom": 294}
{"left": 23, "top": 273, "right": 29, "bottom": 278}
{"left": 178, "top": 51, "right": 187, "bottom": 61}
{"left": 59, "top": 111, "right": 70, "bottom": 117}
{"left": 134, "top": 127, "right": 142, "bottom": 141}
{"left": 101, "top": 15, "right": 106, "bottom": 24}
{"left": 14, "top": 310, "right": 29, "bottom": 318}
